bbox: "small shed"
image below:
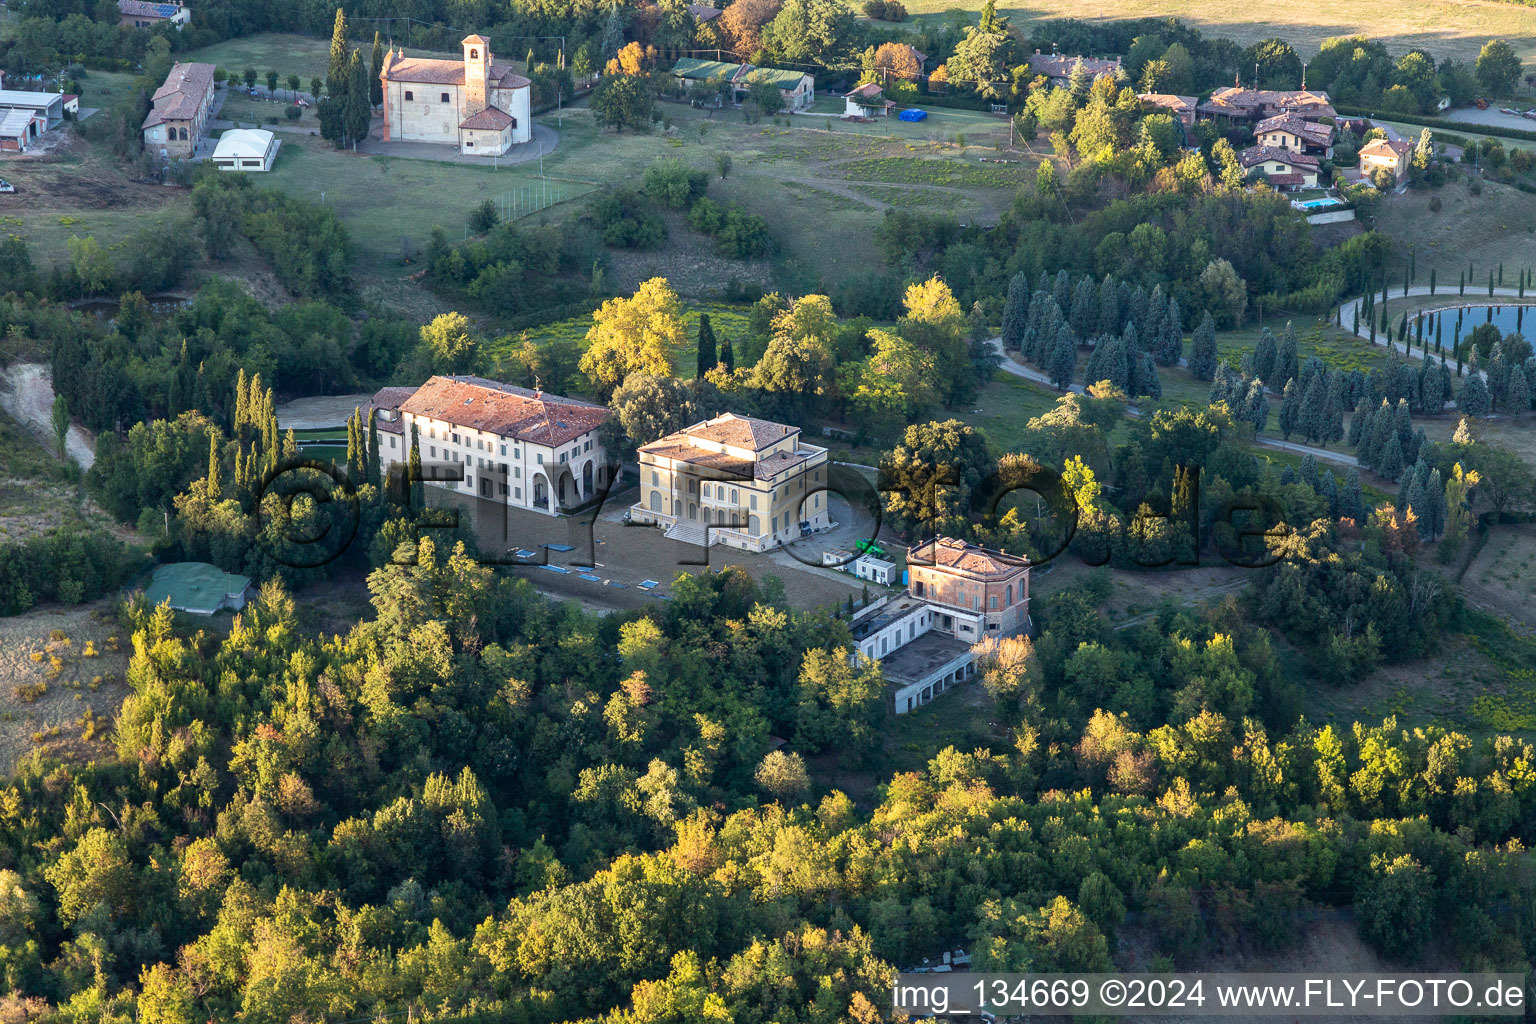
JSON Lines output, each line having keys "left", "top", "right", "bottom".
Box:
{"left": 852, "top": 554, "right": 896, "bottom": 586}
{"left": 823, "top": 547, "right": 855, "bottom": 568}
{"left": 143, "top": 562, "right": 253, "bottom": 615}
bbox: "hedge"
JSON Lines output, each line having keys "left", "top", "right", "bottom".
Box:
{"left": 901, "top": 93, "right": 998, "bottom": 113}
{"left": 1334, "top": 103, "right": 1536, "bottom": 145}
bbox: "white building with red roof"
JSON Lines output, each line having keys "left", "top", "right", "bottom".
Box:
{"left": 1238, "top": 144, "right": 1320, "bottom": 188}
{"left": 371, "top": 376, "right": 612, "bottom": 514}
{"left": 380, "top": 35, "right": 532, "bottom": 154}
{"left": 630, "top": 412, "right": 830, "bottom": 551}
{"left": 1359, "top": 137, "right": 1413, "bottom": 184}
{"left": 848, "top": 536, "right": 1031, "bottom": 714}
{"left": 843, "top": 82, "right": 894, "bottom": 118}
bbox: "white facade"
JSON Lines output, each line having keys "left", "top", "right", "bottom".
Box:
{"left": 211, "top": 128, "right": 279, "bottom": 171}
{"left": 380, "top": 36, "right": 533, "bottom": 154}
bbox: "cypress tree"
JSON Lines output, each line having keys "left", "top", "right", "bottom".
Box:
{"left": 1499, "top": 262, "right": 1504, "bottom": 286}
{"left": 1376, "top": 424, "right": 1404, "bottom": 479}
{"left": 1352, "top": 305, "right": 1360, "bottom": 336}
{"left": 720, "top": 336, "right": 735, "bottom": 373}
{"left": 1052, "top": 269, "right": 1071, "bottom": 312}
{"left": 1403, "top": 263, "right": 1410, "bottom": 297}
{"left": 1279, "top": 379, "right": 1300, "bottom": 440}
{"left": 1134, "top": 351, "right": 1162, "bottom": 399}
{"left": 1507, "top": 360, "right": 1530, "bottom": 413}
{"left": 367, "top": 411, "right": 381, "bottom": 489}
{"left": 328, "top": 7, "right": 349, "bottom": 86}
{"left": 1323, "top": 369, "right": 1346, "bottom": 445}
{"left": 1458, "top": 373, "right": 1489, "bottom": 417}
{"left": 1048, "top": 322, "right": 1077, "bottom": 389}
{"left": 1489, "top": 269, "right": 1495, "bottom": 297}
{"left": 696, "top": 313, "right": 717, "bottom": 377}
{"left": 1069, "top": 275, "right": 1097, "bottom": 337}
{"left": 408, "top": 421, "right": 424, "bottom": 508}
{"left": 1298, "top": 371, "right": 1328, "bottom": 443}
{"left": 346, "top": 407, "right": 360, "bottom": 477}
{"left": 206, "top": 430, "right": 221, "bottom": 501}
{"left": 345, "top": 49, "right": 370, "bottom": 149}
{"left": 234, "top": 367, "right": 248, "bottom": 432}
{"left": 1253, "top": 327, "right": 1277, "bottom": 384}
{"left": 1001, "top": 273, "right": 1030, "bottom": 351}
{"left": 1189, "top": 311, "right": 1217, "bottom": 381}
{"left": 1459, "top": 270, "right": 1465, "bottom": 296}
{"left": 1429, "top": 268, "right": 1436, "bottom": 295}
{"left": 1342, "top": 467, "right": 1364, "bottom": 522}
{"left": 1097, "top": 274, "right": 1119, "bottom": 335}
{"left": 234, "top": 444, "right": 246, "bottom": 495}
{"left": 370, "top": 32, "right": 384, "bottom": 109}
{"left": 1347, "top": 400, "right": 1371, "bottom": 449}
{"left": 1160, "top": 297, "right": 1182, "bottom": 365}
{"left": 1244, "top": 379, "right": 1269, "bottom": 432}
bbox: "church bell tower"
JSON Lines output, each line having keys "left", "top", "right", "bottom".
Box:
{"left": 462, "top": 35, "right": 490, "bottom": 116}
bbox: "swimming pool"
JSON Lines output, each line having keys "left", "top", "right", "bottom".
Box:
{"left": 1293, "top": 197, "right": 1345, "bottom": 211}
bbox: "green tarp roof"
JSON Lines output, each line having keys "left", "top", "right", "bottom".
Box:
{"left": 143, "top": 562, "right": 252, "bottom": 615}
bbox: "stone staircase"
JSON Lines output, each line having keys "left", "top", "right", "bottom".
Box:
{"left": 664, "top": 521, "right": 711, "bottom": 547}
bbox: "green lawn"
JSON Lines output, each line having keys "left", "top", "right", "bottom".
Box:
{"left": 183, "top": 34, "right": 457, "bottom": 88}
{"left": 964, "top": 371, "right": 1067, "bottom": 452}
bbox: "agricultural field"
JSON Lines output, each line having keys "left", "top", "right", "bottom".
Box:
{"left": 901, "top": 0, "right": 1536, "bottom": 66}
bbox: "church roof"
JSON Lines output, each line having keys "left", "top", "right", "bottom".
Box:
{"left": 383, "top": 53, "right": 529, "bottom": 89}
{"left": 460, "top": 105, "right": 514, "bottom": 129}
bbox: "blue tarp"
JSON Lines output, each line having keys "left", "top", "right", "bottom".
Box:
{"left": 898, "top": 108, "right": 927, "bottom": 122}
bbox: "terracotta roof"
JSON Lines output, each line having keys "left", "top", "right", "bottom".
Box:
{"left": 1254, "top": 113, "right": 1334, "bottom": 147}
{"left": 1201, "top": 87, "right": 1334, "bottom": 120}
{"left": 461, "top": 33, "right": 489, "bottom": 44}
{"left": 1139, "top": 93, "right": 1196, "bottom": 114}
{"left": 399, "top": 376, "right": 606, "bottom": 447}
{"left": 141, "top": 61, "right": 214, "bottom": 129}
{"left": 383, "top": 53, "right": 530, "bottom": 90}
{"left": 1263, "top": 172, "right": 1304, "bottom": 187}
{"left": 1360, "top": 137, "right": 1411, "bottom": 162}
{"left": 908, "top": 536, "right": 1029, "bottom": 577}
{"left": 460, "top": 105, "right": 514, "bottom": 129}
{"left": 845, "top": 82, "right": 884, "bottom": 100}
{"left": 1239, "top": 144, "right": 1319, "bottom": 170}
{"left": 367, "top": 386, "right": 419, "bottom": 434}
{"left": 1028, "top": 53, "right": 1122, "bottom": 81}
{"left": 682, "top": 412, "right": 797, "bottom": 450}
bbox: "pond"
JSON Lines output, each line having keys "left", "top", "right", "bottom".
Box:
{"left": 1412, "top": 304, "right": 1536, "bottom": 342}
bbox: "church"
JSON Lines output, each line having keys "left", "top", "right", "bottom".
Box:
{"left": 379, "top": 35, "right": 532, "bottom": 155}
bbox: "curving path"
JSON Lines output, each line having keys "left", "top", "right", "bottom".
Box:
{"left": 987, "top": 339, "right": 1358, "bottom": 467}
{"left": 1337, "top": 285, "right": 1535, "bottom": 366}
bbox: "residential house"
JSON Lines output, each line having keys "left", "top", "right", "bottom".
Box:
{"left": 1138, "top": 93, "right": 1197, "bottom": 127}
{"left": 629, "top": 412, "right": 830, "bottom": 551}
{"left": 1359, "top": 137, "right": 1412, "bottom": 184}
{"left": 843, "top": 82, "right": 894, "bottom": 118}
{"left": 1198, "top": 86, "right": 1335, "bottom": 123}
{"left": 1027, "top": 51, "right": 1123, "bottom": 88}
{"left": 211, "top": 128, "right": 279, "bottom": 171}
{"left": 848, "top": 536, "right": 1031, "bottom": 714}
{"left": 117, "top": 0, "right": 191, "bottom": 29}
{"left": 1238, "top": 144, "right": 1320, "bottom": 188}
{"left": 372, "top": 376, "right": 613, "bottom": 515}
{"left": 380, "top": 36, "right": 533, "bottom": 154}
{"left": 687, "top": 4, "right": 723, "bottom": 23}
{"left": 1254, "top": 113, "right": 1334, "bottom": 157}
{"left": 140, "top": 61, "right": 215, "bottom": 160}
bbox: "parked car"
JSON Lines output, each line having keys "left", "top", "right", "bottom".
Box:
{"left": 0, "top": 179, "right": 14, "bottom": 193}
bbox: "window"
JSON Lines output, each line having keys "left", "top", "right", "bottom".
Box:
{"left": 430, "top": 446, "right": 437, "bottom": 458}
{"left": 405, "top": 90, "right": 414, "bottom": 101}
{"left": 452, "top": 433, "right": 460, "bottom": 444}
{"left": 772, "top": 515, "right": 779, "bottom": 533}
{"left": 514, "top": 448, "right": 520, "bottom": 458}
{"left": 469, "top": 48, "right": 479, "bottom": 59}
{"left": 651, "top": 470, "right": 659, "bottom": 486}
{"left": 584, "top": 440, "right": 592, "bottom": 452}
{"left": 536, "top": 454, "right": 543, "bottom": 464}
{"left": 559, "top": 452, "right": 567, "bottom": 463}
{"left": 515, "top": 487, "right": 522, "bottom": 498}
{"left": 750, "top": 494, "right": 758, "bottom": 510}
{"left": 429, "top": 428, "right": 436, "bottom": 439}
{"left": 477, "top": 439, "right": 484, "bottom": 450}
{"left": 731, "top": 489, "right": 738, "bottom": 504}
{"left": 499, "top": 444, "right": 506, "bottom": 455}
{"left": 514, "top": 467, "right": 521, "bottom": 479}
{"left": 989, "top": 596, "right": 998, "bottom": 610}
{"left": 440, "top": 92, "right": 450, "bottom": 103}
{"left": 389, "top": 436, "right": 396, "bottom": 448}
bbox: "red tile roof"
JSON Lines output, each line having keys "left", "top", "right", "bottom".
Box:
{"left": 1263, "top": 172, "right": 1304, "bottom": 187}
{"left": 845, "top": 82, "right": 884, "bottom": 100}
{"left": 459, "top": 105, "right": 514, "bottom": 129}
{"left": 399, "top": 376, "right": 606, "bottom": 447}
{"left": 681, "top": 412, "right": 797, "bottom": 450}
{"left": 1200, "top": 87, "right": 1334, "bottom": 120}
{"left": 1238, "top": 144, "right": 1319, "bottom": 170}
{"left": 1254, "top": 113, "right": 1335, "bottom": 147}
{"left": 909, "top": 536, "right": 1029, "bottom": 577}
{"left": 383, "top": 53, "right": 529, "bottom": 90}
{"left": 1360, "top": 137, "right": 1411, "bottom": 162}
{"left": 141, "top": 61, "right": 214, "bottom": 129}
{"left": 1028, "top": 53, "right": 1122, "bottom": 81}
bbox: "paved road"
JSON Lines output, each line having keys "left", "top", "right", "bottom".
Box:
{"left": 987, "top": 339, "right": 1358, "bottom": 467}
{"left": 1337, "top": 284, "right": 1532, "bottom": 367}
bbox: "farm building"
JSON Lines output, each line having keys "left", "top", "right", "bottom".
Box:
{"left": 669, "top": 58, "right": 814, "bottom": 110}
{"left": 0, "top": 108, "right": 44, "bottom": 152}
{"left": 0, "top": 88, "right": 64, "bottom": 127}
{"left": 379, "top": 36, "right": 532, "bottom": 154}
{"left": 211, "top": 128, "right": 279, "bottom": 171}
{"left": 141, "top": 61, "right": 216, "bottom": 160}
{"left": 117, "top": 0, "right": 191, "bottom": 28}
{"left": 143, "top": 562, "right": 253, "bottom": 615}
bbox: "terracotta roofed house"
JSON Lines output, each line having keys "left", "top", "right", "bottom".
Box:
{"left": 1254, "top": 113, "right": 1335, "bottom": 157}
{"left": 847, "top": 536, "right": 1031, "bottom": 714}
{"left": 630, "top": 412, "right": 830, "bottom": 550}
{"left": 374, "top": 375, "right": 613, "bottom": 514}
{"left": 1359, "top": 137, "right": 1412, "bottom": 184}
{"left": 379, "top": 36, "right": 532, "bottom": 154}
{"left": 1138, "top": 93, "right": 1198, "bottom": 126}
{"left": 1238, "top": 144, "right": 1319, "bottom": 188}
{"left": 1198, "top": 87, "right": 1335, "bottom": 123}
{"left": 843, "top": 81, "right": 894, "bottom": 117}
{"left": 117, "top": 0, "right": 191, "bottom": 29}
{"left": 140, "top": 61, "right": 215, "bottom": 160}
{"left": 1027, "top": 52, "right": 1122, "bottom": 88}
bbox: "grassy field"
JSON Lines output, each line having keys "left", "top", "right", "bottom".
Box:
{"left": 183, "top": 34, "right": 457, "bottom": 86}
{"left": 902, "top": 0, "right": 1536, "bottom": 66}
{"left": 481, "top": 301, "right": 754, "bottom": 377}
{"left": 1374, "top": 179, "right": 1536, "bottom": 286}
